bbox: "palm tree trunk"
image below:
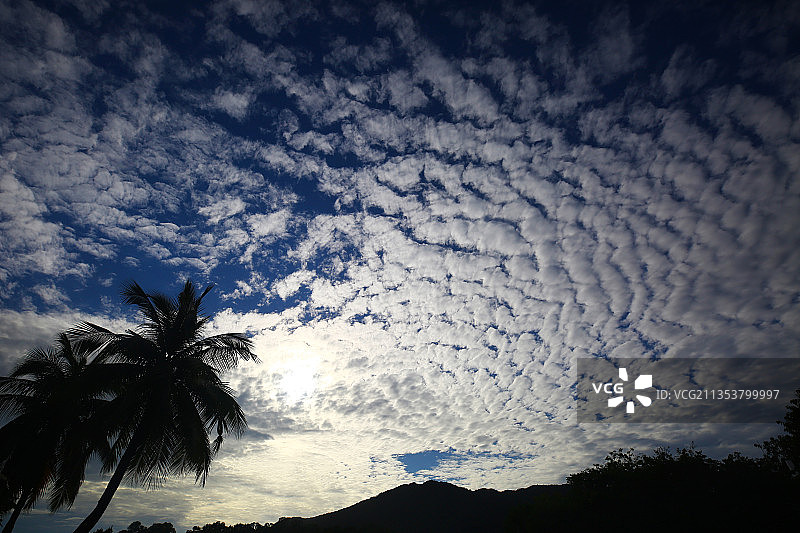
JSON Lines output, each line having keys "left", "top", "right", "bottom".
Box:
{"left": 2, "top": 488, "right": 33, "bottom": 533}
{"left": 72, "top": 429, "right": 145, "bottom": 533}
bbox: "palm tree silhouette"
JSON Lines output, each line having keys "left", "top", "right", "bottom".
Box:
{"left": 0, "top": 333, "right": 116, "bottom": 533}
{"left": 71, "top": 280, "right": 257, "bottom": 533}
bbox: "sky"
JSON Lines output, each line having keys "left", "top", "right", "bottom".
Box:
{"left": 1, "top": 0, "right": 799, "bottom": 530}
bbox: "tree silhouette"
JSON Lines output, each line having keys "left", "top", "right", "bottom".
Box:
{"left": 757, "top": 387, "right": 800, "bottom": 475}
{"left": 533, "top": 443, "right": 797, "bottom": 532}
{"left": 0, "top": 334, "right": 118, "bottom": 532}
{"left": 117, "top": 521, "right": 176, "bottom": 533}
{"left": 71, "top": 280, "right": 258, "bottom": 533}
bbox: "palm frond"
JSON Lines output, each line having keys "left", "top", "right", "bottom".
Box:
{"left": 66, "top": 321, "right": 114, "bottom": 339}
{"left": 170, "top": 384, "right": 213, "bottom": 485}
{"left": 0, "top": 376, "right": 38, "bottom": 395}
{"left": 66, "top": 322, "right": 119, "bottom": 365}
{"left": 56, "top": 333, "right": 79, "bottom": 368}
{"left": 48, "top": 425, "right": 95, "bottom": 511}
{"left": 104, "top": 332, "right": 161, "bottom": 366}
{"left": 121, "top": 281, "right": 165, "bottom": 338}
{"left": 189, "top": 333, "right": 257, "bottom": 371}
{"left": 11, "top": 347, "right": 60, "bottom": 380}
{"left": 0, "top": 330, "right": 132, "bottom": 514}
{"left": 0, "top": 392, "right": 37, "bottom": 418}
{"left": 190, "top": 380, "right": 248, "bottom": 439}
{"left": 171, "top": 282, "right": 203, "bottom": 352}
{"left": 121, "top": 384, "right": 175, "bottom": 488}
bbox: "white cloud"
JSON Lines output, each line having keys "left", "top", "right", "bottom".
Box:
{"left": 273, "top": 269, "right": 313, "bottom": 300}
{"left": 198, "top": 196, "right": 247, "bottom": 225}
{"left": 212, "top": 89, "right": 254, "bottom": 120}
{"left": 0, "top": 166, "right": 79, "bottom": 278}
{"left": 248, "top": 208, "right": 291, "bottom": 238}
{"left": 382, "top": 70, "right": 428, "bottom": 113}
{"left": 31, "top": 283, "right": 71, "bottom": 307}
{"left": 0, "top": 310, "right": 135, "bottom": 374}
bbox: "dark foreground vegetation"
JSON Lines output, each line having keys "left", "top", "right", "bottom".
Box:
{"left": 89, "top": 387, "right": 800, "bottom": 533}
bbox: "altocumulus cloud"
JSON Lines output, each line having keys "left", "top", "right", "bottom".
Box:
{"left": 1, "top": 0, "right": 799, "bottom": 530}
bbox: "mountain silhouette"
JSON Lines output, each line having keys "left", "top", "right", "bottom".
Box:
{"left": 270, "top": 480, "right": 565, "bottom": 532}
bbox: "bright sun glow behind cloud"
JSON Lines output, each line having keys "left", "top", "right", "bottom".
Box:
{"left": 279, "top": 351, "right": 318, "bottom": 405}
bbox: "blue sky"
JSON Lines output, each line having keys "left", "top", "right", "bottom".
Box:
{"left": 1, "top": 0, "right": 799, "bottom": 530}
